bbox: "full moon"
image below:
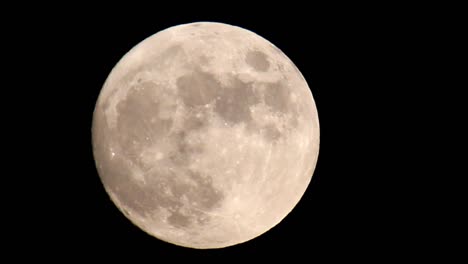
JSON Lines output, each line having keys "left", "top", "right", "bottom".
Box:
{"left": 92, "top": 22, "right": 320, "bottom": 249}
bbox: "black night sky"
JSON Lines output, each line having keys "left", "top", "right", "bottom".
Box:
{"left": 8, "top": 3, "right": 434, "bottom": 261}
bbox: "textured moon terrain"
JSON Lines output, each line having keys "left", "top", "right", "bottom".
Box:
{"left": 92, "top": 22, "right": 320, "bottom": 249}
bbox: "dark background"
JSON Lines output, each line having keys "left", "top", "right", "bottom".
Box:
{"left": 8, "top": 3, "right": 439, "bottom": 261}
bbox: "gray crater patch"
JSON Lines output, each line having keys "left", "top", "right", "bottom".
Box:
{"left": 101, "top": 162, "right": 179, "bottom": 217}
{"left": 184, "top": 110, "right": 209, "bottom": 131}
{"left": 198, "top": 55, "right": 212, "bottom": 66}
{"left": 245, "top": 50, "right": 270, "bottom": 72}
{"left": 262, "top": 124, "right": 282, "bottom": 142}
{"left": 115, "top": 82, "right": 173, "bottom": 165}
{"left": 214, "top": 76, "right": 260, "bottom": 124}
{"left": 168, "top": 129, "right": 204, "bottom": 166}
{"left": 167, "top": 211, "right": 191, "bottom": 227}
{"left": 155, "top": 44, "right": 184, "bottom": 69}
{"left": 163, "top": 170, "right": 224, "bottom": 228}
{"left": 176, "top": 71, "right": 220, "bottom": 108}
{"left": 186, "top": 171, "right": 224, "bottom": 209}
{"left": 245, "top": 122, "right": 284, "bottom": 143}
{"left": 264, "top": 81, "right": 290, "bottom": 113}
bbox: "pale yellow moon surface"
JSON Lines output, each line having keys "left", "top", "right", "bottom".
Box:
{"left": 92, "top": 22, "right": 320, "bottom": 249}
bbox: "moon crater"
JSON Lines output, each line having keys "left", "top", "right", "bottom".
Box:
{"left": 213, "top": 75, "right": 260, "bottom": 124}
{"left": 245, "top": 50, "right": 270, "bottom": 72}
{"left": 176, "top": 70, "right": 219, "bottom": 108}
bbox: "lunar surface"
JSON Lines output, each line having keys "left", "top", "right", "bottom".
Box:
{"left": 92, "top": 22, "right": 320, "bottom": 249}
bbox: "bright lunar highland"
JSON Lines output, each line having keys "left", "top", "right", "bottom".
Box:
{"left": 92, "top": 22, "right": 320, "bottom": 249}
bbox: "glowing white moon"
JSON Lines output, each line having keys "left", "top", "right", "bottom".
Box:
{"left": 92, "top": 22, "right": 319, "bottom": 249}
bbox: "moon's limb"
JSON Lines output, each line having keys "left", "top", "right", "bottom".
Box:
{"left": 92, "top": 22, "right": 319, "bottom": 249}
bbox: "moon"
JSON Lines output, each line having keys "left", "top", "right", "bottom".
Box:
{"left": 92, "top": 22, "right": 320, "bottom": 249}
